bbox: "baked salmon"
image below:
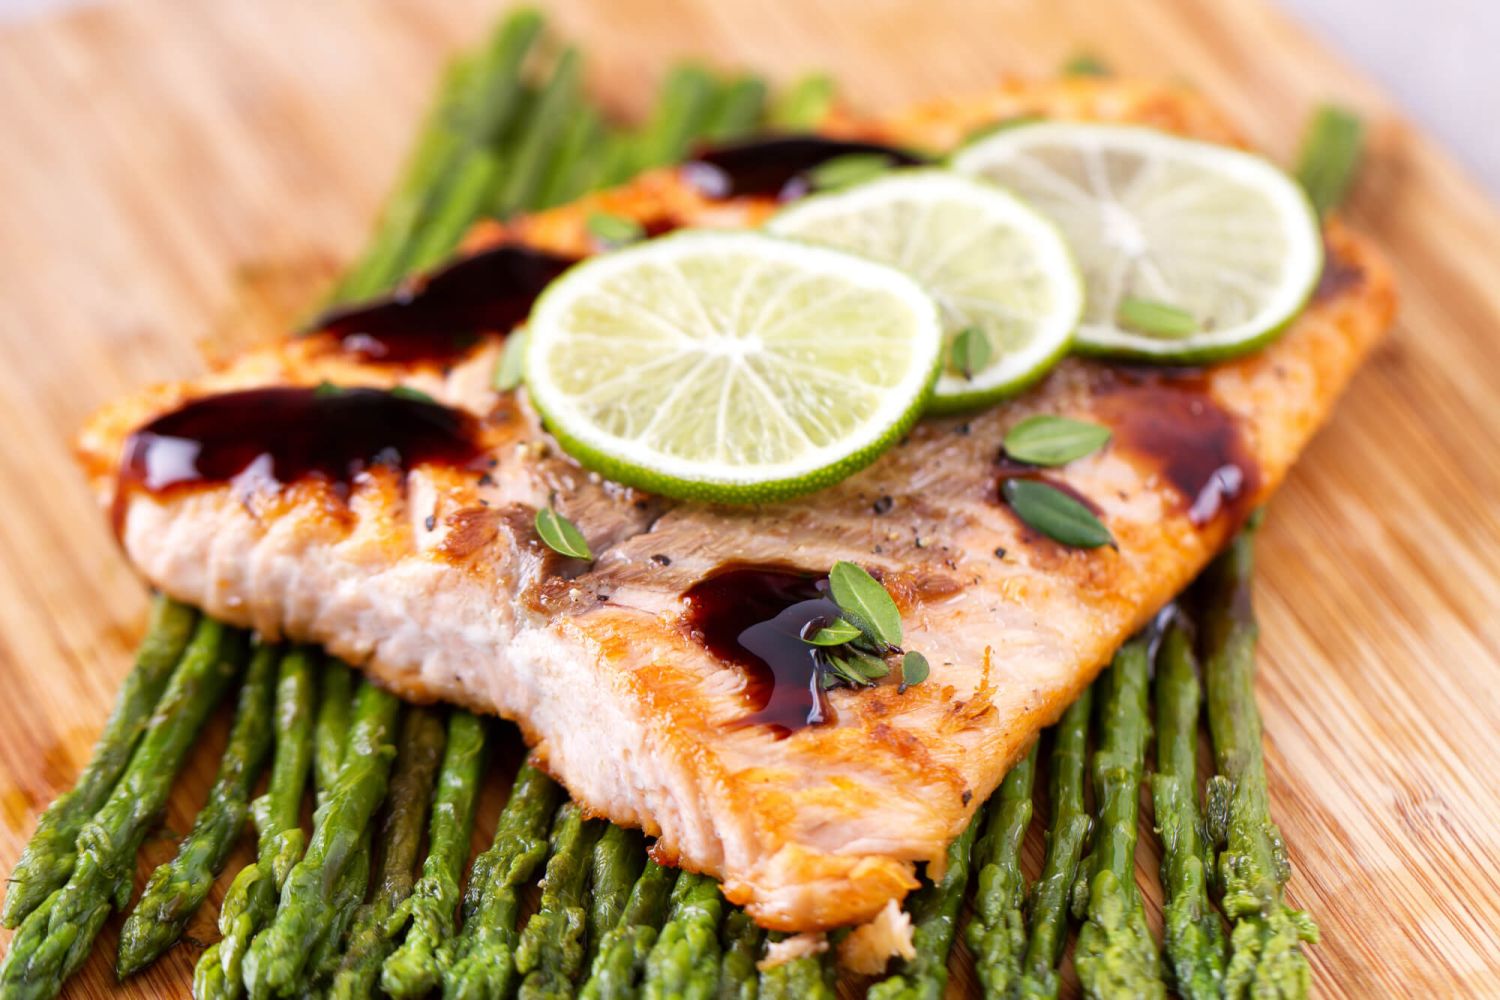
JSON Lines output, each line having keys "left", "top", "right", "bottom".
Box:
{"left": 76, "top": 77, "right": 1396, "bottom": 932}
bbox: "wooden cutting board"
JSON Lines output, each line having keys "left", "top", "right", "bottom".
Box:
{"left": 1, "top": 0, "right": 1497, "bottom": 996}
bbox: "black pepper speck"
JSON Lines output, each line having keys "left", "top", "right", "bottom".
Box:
{"left": 873, "top": 495, "right": 894, "bottom": 515}
{"left": 993, "top": 547, "right": 1006, "bottom": 560}
{"left": 650, "top": 553, "right": 671, "bottom": 566}
{"left": 424, "top": 514, "right": 437, "bottom": 531}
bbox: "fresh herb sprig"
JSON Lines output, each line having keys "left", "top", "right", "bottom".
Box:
{"left": 949, "top": 326, "right": 993, "bottom": 380}
{"left": 536, "top": 506, "right": 592, "bottom": 559}
{"left": 1003, "top": 415, "right": 1110, "bottom": 466}
{"left": 803, "top": 561, "right": 929, "bottom": 692}
{"left": 805, "top": 152, "right": 897, "bottom": 192}
{"left": 1117, "top": 297, "right": 1198, "bottom": 339}
{"left": 1002, "top": 478, "right": 1114, "bottom": 549}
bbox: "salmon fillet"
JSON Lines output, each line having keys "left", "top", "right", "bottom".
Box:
{"left": 77, "top": 77, "right": 1396, "bottom": 931}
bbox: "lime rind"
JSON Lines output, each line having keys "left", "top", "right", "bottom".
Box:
{"left": 524, "top": 230, "right": 943, "bottom": 503}
{"left": 767, "top": 169, "right": 1085, "bottom": 412}
{"left": 952, "top": 122, "right": 1323, "bottom": 364}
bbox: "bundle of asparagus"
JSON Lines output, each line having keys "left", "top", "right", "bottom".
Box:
{"left": 0, "top": 11, "right": 1359, "bottom": 998}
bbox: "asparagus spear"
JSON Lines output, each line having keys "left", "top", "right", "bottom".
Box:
{"left": 717, "top": 909, "right": 763, "bottom": 1000}
{"left": 193, "top": 646, "right": 317, "bottom": 1000}
{"left": 756, "top": 936, "right": 835, "bottom": 1000}
{"left": 704, "top": 75, "right": 769, "bottom": 141}
{"left": 327, "top": 706, "right": 446, "bottom": 999}
{"left": 578, "top": 859, "right": 679, "bottom": 1000}
{"left": 586, "top": 824, "right": 648, "bottom": 969}
{"left": 536, "top": 105, "right": 607, "bottom": 209}
{"left": 767, "top": 73, "right": 836, "bottom": 130}
{"left": 1073, "top": 638, "right": 1165, "bottom": 1000}
{"left": 635, "top": 64, "right": 721, "bottom": 170}
{"left": 240, "top": 679, "right": 400, "bottom": 998}
{"left": 1295, "top": 105, "right": 1365, "bottom": 219}
{"left": 116, "top": 640, "right": 278, "bottom": 976}
{"left": 965, "top": 744, "right": 1039, "bottom": 996}
{"left": 1152, "top": 622, "right": 1228, "bottom": 999}
{"left": 515, "top": 803, "right": 605, "bottom": 998}
{"left": 1018, "top": 686, "right": 1094, "bottom": 1000}
{"left": 0, "top": 619, "right": 244, "bottom": 1000}
{"left": 640, "top": 871, "right": 726, "bottom": 1000}
{"left": 380, "top": 711, "right": 488, "bottom": 998}
{"left": 333, "top": 8, "right": 545, "bottom": 300}
{"left": 867, "top": 811, "right": 982, "bottom": 1000}
{"left": 493, "top": 47, "right": 584, "bottom": 217}
{"left": 314, "top": 659, "right": 354, "bottom": 801}
{"left": 442, "top": 759, "right": 564, "bottom": 1000}
{"left": 1, "top": 596, "right": 197, "bottom": 928}
{"left": 1201, "top": 529, "right": 1318, "bottom": 999}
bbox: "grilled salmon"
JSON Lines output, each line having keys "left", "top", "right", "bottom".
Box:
{"left": 76, "top": 77, "right": 1396, "bottom": 932}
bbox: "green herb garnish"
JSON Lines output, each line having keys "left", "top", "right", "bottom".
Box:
{"left": 900, "top": 651, "right": 930, "bottom": 691}
{"left": 1116, "top": 297, "right": 1198, "bottom": 339}
{"left": 828, "top": 561, "right": 903, "bottom": 648}
{"left": 535, "top": 507, "right": 592, "bottom": 559}
{"left": 1002, "top": 479, "right": 1113, "bottom": 549}
{"left": 821, "top": 652, "right": 891, "bottom": 689}
{"left": 389, "top": 385, "right": 438, "bottom": 405}
{"left": 949, "top": 326, "right": 993, "bottom": 380}
{"left": 493, "top": 330, "right": 528, "bottom": 392}
{"left": 806, "top": 152, "right": 895, "bottom": 192}
{"left": 585, "top": 211, "right": 646, "bottom": 248}
{"left": 1295, "top": 104, "right": 1364, "bottom": 218}
{"left": 960, "top": 115, "right": 1045, "bottom": 147}
{"left": 805, "top": 618, "right": 862, "bottom": 647}
{"left": 809, "top": 563, "right": 933, "bottom": 693}
{"left": 314, "top": 381, "right": 344, "bottom": 398}
{"left": 1062, "top": 53, "right": 1111, "bottom": 77}
{"left": 1003, "top": 415, "right": 1111, "bottom": 466}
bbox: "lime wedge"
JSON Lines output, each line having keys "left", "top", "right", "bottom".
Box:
{"left": 768, "top": 169, "right": 1084, "bottom": 412}
{"left": 952, "top": 123, "right": 1322, "bottom": 363}
{"left": 525, "top": 230, "right": 943, "bottom": 503}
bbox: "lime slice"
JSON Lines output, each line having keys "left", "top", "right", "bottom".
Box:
{"left": 768, "top": 169, "right": 1084, "bottom": 412}
{"left": 524, "top": 230, "right": 943, "bottom": 503}
{"left": 952, "top": 122, "right": 1323, "bottom": 363}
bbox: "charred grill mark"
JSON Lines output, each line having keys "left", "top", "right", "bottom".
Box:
{"left": 114, "top": 387, "right": 485, "bottom": 536}
{"left": 437, "top": 506, "right": 505, "bottom": 562}
{"left": 305, "top": 244, "right": 577, "bottom": 364}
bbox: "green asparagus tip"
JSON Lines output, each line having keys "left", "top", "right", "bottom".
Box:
{"left": 1295, "top": 105, "right": 1365, "bottom": 218}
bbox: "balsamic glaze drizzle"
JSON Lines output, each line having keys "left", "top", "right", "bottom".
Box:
{"left": 683, "top": 567, "right": 843, "bottom": 736}
{"left": 681, "top": 134, "right": 927, "bottom": 202}
{"left": 306, "top": 245, "right": 578, "bottom": 364}
{"left": 114, "top": 387, "right": 484, "bottom": 533}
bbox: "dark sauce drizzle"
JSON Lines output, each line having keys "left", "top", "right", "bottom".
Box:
{"left": 681, "top": 134, "right": 927, "bottom": 202}
{"left": 683, "top": 567, "right": 843, "bottom": 737}
{"left": 1093, "top": 367, "right": 1262, "bottom": 526}
{"left": 305, "top": 245, "right": 578, "bottom": 364}
{"left": 114, "top": 386, "right": 484, "bottom": 534}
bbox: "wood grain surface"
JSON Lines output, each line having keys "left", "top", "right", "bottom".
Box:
{"left": 1, "top": 1, "right": 1497, "bottom": 996}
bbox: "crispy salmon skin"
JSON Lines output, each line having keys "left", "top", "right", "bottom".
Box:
{"left": 77, "top": 77, "right": 1395, "bottom": 931}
